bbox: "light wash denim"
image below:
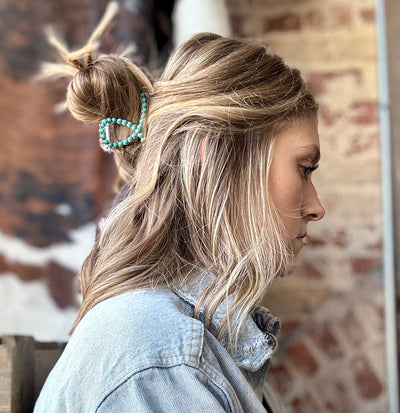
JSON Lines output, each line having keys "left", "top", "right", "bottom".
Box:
{"left": 34, "top": 274, "right": 284, "bottom": 412}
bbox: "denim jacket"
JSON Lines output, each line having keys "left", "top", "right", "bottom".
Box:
{"left": 34, "top": 274, "right": 285, "bottom": 412}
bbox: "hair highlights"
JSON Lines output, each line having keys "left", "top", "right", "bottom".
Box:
{"left": 43, "top": 16, "right": 317, "bottom": 348}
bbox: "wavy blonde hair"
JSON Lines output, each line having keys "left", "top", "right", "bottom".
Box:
{"left": 41, "top": 3, "right": 317, "bottom": 347}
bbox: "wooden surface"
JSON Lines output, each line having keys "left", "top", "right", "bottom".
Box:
{"left": 0, "top": 336, "right": 34, "bottom": 413}
{"left": 0, "top": 336, "right": 65, "bottom": 413}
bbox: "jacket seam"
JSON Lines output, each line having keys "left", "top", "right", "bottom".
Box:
{"left": 95, "top": 363, "right": 235, "bottom": 413}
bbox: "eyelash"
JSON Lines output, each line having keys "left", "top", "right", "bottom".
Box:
{"left": 301, "top": 164, "right": 319, "bottom": 178}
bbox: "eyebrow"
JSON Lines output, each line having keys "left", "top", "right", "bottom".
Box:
{"left": 297, "top": 144, "right": 321, "bottom": 164}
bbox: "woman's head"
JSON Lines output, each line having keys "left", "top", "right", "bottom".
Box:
{"left": 136, "top": 32, "right": 322, "bottom": 265}
{"left": 42, "top": 6, "right": 323, "bottom": 344}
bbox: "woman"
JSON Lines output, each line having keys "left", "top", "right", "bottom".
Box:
{"left": 35, "top": 3, "right": 324, "bottom": 412}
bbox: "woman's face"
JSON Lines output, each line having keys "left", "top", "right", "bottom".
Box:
{"left": 268, "top": 117, "right": 325, "bottom": 256}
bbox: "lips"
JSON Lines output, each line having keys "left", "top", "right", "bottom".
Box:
{"left": 296, "top": 233, "right": 308, "bottom": 246}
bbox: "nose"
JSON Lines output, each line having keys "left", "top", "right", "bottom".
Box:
{"left": 304, "top": 183, "right": 325, "bottom": 221}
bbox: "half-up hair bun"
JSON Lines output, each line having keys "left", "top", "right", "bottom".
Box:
{"left": 40, "top": 1, "right": 119, "bottom": 80}
{"left": 38, "top": 1, "right": 153, "bottom": 125}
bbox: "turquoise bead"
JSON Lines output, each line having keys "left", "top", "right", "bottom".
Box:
{"left": 99, "top": 96, "right": 146, "bottom": 151}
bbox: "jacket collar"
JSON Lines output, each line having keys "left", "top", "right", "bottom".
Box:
{"left": 172, "top": 272, "right": 280, "bottom": 372}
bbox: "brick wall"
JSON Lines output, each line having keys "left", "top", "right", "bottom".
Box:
{"left": 225, "top": 0, "right": 385, "bottom": 411}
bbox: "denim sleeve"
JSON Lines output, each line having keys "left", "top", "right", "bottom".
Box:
{"left": 97, "top": 364, "right": 234, "bottom": 413}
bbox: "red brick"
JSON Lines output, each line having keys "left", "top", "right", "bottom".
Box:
{"left": 281, "top": 320, "right": 302, "bottom": 332}
{"left": 352, "top": 355, "right": 383, "bottom": 399}
{"left": 322, "top": 381, "right": 355, "bottom": 412}
{"left": 304, "top": 6, "right": 352, "bottom": 30}
{"left": 350, "top": 101, "right": 378, "bottom": 125}
{"left": 309, "top": 324, "right": 343, "bottom": 358}
{"left": 264, "top": 13, "right": 301, "bottom": 32}
{"left": 291, "top": 391, "right": 320, "bottom": 413}
{"left": 332, "top": 229, "right": 349, "bottom": 248}
{"left": 350, "top": 256, "right": 381, "bottom": 274}
{"left": 304, "top": 9, "right": 324, "bottom": 29}
{"left": 375, "top": 305, "right": 385, "bottom": 333}
{"left": 268, "top": 364, "right": 293, "bottom": 396}
{"left": 332, "top": 6, "right": 352, "bottom": 27}
{"left": 360, "top": 8, "right": 375, "bottom": 23}
{"left": 308, "top": 70, "right": 362, "bottom": 95}
{"left": 319, "top": 105, "right": 343, "bottom": 126}
{"left": 340, "top": 309, "right": 366, "bottom": 347}
{"left": 346, "top": 131, "right": 379, "bottom": 156}
{"left": 287, "top": 339, "right": 318, "bottom": 375}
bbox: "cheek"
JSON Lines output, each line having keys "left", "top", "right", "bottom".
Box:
{"left": 269, "top": 172, "right": 303, "bottom": 216}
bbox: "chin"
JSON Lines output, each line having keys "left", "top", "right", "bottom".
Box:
{"left": 278, "top": 239, "right": 306, "bottom": 276}
{"left": 293, "top": 246, "right": 303, "bottom": 257}
{"left": 292, "top": 238, "right": 306, "bottom": 256}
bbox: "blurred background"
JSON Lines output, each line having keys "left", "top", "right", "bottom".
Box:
{"left": 0, "top": 0, "right": 397, "bottom": 412}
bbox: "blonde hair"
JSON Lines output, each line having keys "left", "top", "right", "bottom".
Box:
{"left": 41, "top": 3, "right": 318, "bottom": 347}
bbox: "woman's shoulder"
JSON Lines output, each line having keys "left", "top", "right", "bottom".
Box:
{"left": 35, "top": 289, "right": 207, "bottom": 412}
{"left": 70, "top": 289, "right": 205, "bottom": 369}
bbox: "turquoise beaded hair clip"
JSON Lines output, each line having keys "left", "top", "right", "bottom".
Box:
{"left": 99, "top": 92, "right": 147, "bottom": 153}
